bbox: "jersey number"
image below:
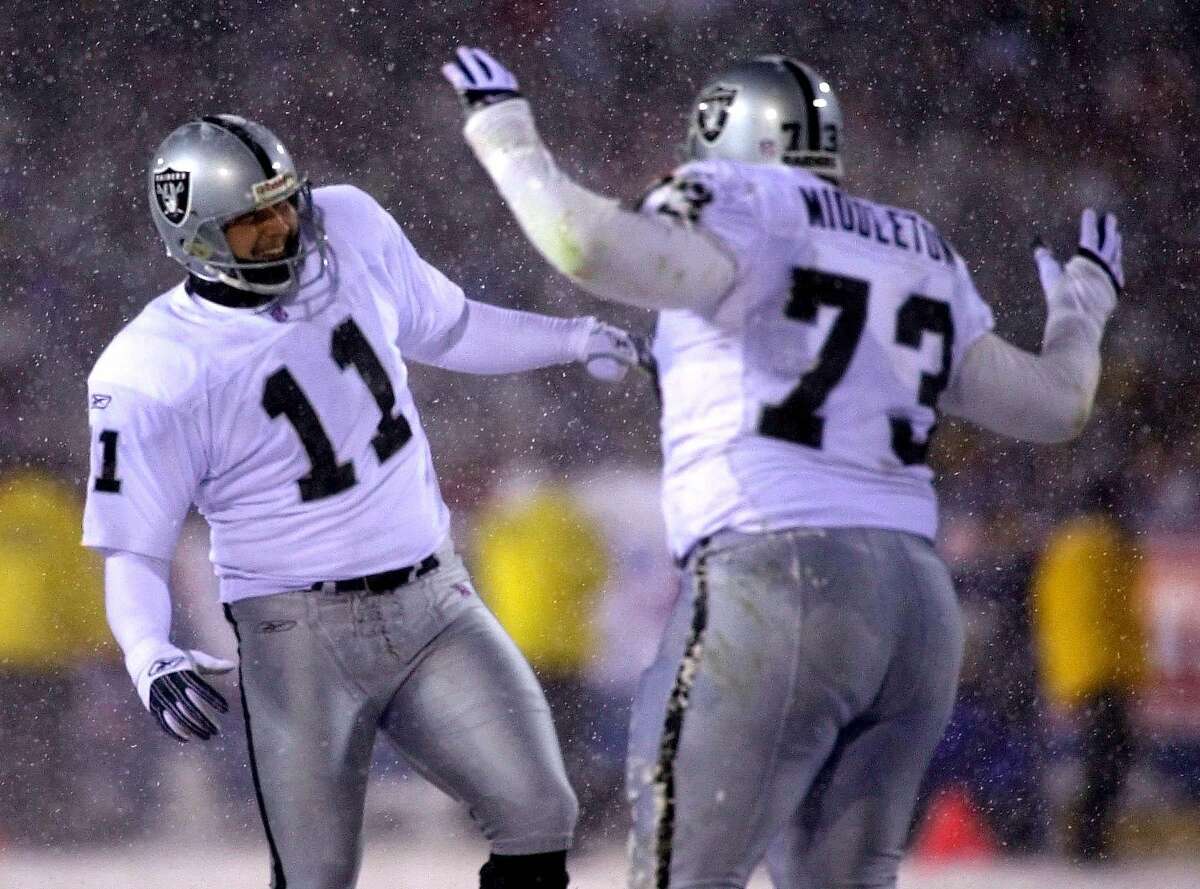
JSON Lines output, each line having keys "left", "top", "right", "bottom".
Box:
{"left": 758, "top": 268, "right": 954, "bottom": 465}
{"left": 262, "top": 318, "right": 413, "bottom": 502}
{"left": 93, "top": 429, "right": 123, "bottom": 494}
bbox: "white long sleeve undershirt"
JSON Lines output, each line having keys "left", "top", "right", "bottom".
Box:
{"left": 405, "top": 297, "right": 592, "bottom": 372}
{"left": 103, "top": 549, "right": 175, "bottom": 681}
{"left": 465, "top": 100, "right": 1114, "bottom": 445}
{"left": 464, "top": 99, "right": 736, "bottom": 313}
{"left": 938, "top": 256, "right": 1113, "bottom": 443}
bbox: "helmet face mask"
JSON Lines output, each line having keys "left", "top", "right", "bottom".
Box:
{"left": 149, "top": 114, "right": 328, "bottom": 297}
{"left": 685, "top": 55, "right": 843, "bottom": 182}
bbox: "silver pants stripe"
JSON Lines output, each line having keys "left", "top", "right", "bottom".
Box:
{"left": 224, "top": 607, "right": 288, "bottom": 889}
{"left": 652, "top": 551, "right": 710, "bottom": 889}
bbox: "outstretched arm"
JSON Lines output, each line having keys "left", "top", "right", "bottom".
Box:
{"left": 939, "top": 210, "right": 1122, "bottom": 443}
{"left": 443, "top": 48, "right": 735, "bottom": 314}
{"left": 404, "top": 297, "right": 640, "bottom": 381}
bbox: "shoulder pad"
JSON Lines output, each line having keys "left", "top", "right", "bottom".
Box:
{"left": 637, "top": 162, "right": 730, "bottom": 228}
{"left": 311, "top": 183, "right": 376, "bottom": 209}
{"left": 89, "top": 297, "right": 204, "bottom": 408}
{"left": 311, "top": 183, "right": 388, "bottom": 223}
{"left": 640, "top": 160, "right": 764, "bottom": 260}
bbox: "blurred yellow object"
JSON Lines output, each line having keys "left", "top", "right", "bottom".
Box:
{"left": 472, "top": 482, "right": 608, "bottom": 677}
{"left": 1032, "top": 514, "right": 1148, "bottom": 709}
{"left": 0, "top": 469, "right": 111, "bottom": 669}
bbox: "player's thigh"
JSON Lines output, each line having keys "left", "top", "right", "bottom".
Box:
{"left": 629, "top": 531, "right": 892, "bottom": 889}
{"left": 766, "top": 696, "right": 960, "bottom": 889}
{"left": 380, "top": 580, "right": 576, "bottom": 854}
{"left": 766, "top": 532, "right": 964, "bottom": 889}
{"left": 228, "top": 593, "right": 381, "bottom": 889}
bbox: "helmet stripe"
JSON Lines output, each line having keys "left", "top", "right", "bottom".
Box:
{"left": 778, "top": 59, "right": 821, "bottom": 153}
{"left": 201, "top": 115, "right": 276, "bottom": 179}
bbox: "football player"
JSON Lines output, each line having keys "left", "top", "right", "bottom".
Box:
{"left": 83, "top": 113, "right": 642, "bottom": 889}
{"left": 443, "top": 49, "right": 1122, "bottom": 888}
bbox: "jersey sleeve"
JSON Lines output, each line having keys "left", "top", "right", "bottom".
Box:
{"left": 374, "top": 201, "right": 468, "bottom": 353}
{"left": 950, "top": 253, "right": 995, "bottom": 369}
{"left": 82, "top": 384, "right": 206, "bottom": 561}
{"left": 636, "top": 160, "right": 763, "bottom": 258}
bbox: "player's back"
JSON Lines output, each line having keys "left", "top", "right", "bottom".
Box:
{"left": 643, "top": 160, "right": 994, "bottom": 557}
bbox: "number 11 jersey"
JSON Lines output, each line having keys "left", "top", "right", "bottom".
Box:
{"left": 83, "top": 186, "right": 463, "bottom": 602}
{"left": 641, "top": 161, "right": 995, "bottom": 558}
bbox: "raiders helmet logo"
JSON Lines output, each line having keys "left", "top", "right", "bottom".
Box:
{"left": 153, "top": 167, "right": 192, "bottom": 226}
{"left": 696, "top": 86, "right": 738, "bottom": 143}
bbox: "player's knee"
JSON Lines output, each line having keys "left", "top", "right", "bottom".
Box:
{"left": 478, "top": 849, "right": 569, "bottom": 889}
{"left": 489, "top": 770, "right": 578, "bottom": 848}
{"left": 550, "top": 775, "right": 580, "bottom": 834}
{"left": 303, "top": 858, "right": 360, "bottom": 889}
{"left": 815, "top": 850, "right": 900, "bottom": 889}
{"left": 523, "top": 770, "right": 579, "bottom": 837}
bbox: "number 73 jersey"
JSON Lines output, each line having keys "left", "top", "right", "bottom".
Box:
{"left": 643, "top": 161, "right": 996, "bottom": 557}
{"left": 82, "top": 185, "right": 462, "bottom": 602}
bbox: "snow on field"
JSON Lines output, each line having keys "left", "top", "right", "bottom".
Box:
{"left": 3, "top": 839, "right": 1198, "bottom": 889}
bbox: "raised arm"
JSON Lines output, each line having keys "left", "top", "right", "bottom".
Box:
{"left": 939, "top": 210, "right": 1122, "bottom": 443}
{"left": 442, "top": 47, "right": 735, "bottom": 314}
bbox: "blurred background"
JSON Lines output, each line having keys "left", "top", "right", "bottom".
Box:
{"left": 2, "top": 0, "right": 1199, "bottom": 884}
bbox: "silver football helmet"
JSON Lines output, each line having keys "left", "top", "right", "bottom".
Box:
{"left": 148, "top": 114, "right": 327, "bottom": 296}
{"left": 685, "top": 55, "right": 843, "bottom": 182}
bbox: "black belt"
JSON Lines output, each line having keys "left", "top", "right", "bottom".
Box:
{"left": 310, "top": 555, "right": 440, "bottom": 593}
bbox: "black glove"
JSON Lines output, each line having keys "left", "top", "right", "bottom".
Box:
{"left": 136, "top": 647, "right": 233, "bottom": 742}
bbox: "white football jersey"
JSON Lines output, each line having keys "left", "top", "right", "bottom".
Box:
{"left": 640, "top": 160, "right": 995, "bottom": 557}
{"left": 83, "top": 185, "right": 465, "bottom": 602}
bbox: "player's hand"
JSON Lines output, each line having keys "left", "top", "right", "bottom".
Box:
{"left": 1075, "top": 208, "right": 1123, "bottom": 294}
{"left": 582, "top": 321, "right": 640, "bottom": 382}
{"left": 1033, "top": 211, "right": 1120, "bottom": 324}
{"left": 441, "top": 47, "right": 521, "bottom": 114}
{"left": 135, "top": 645, "right": 234, "bottom": 743}
{"left": 1032, "top": 236, "right": 1064, "bottom": 296}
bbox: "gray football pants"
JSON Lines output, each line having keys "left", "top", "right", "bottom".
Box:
{"left": 627, "top": 527, "right": 963, "bottom": 889}
{"left": 226, "top": 542, "right": 577, "bottom": 889}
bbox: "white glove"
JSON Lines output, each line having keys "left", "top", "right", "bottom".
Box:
{"left": 1032, "top": 209, "right": 1120, "bottom": 328}
{"left": 131, "top": 641, "right": 235, "bottom": 743}
{"left": 1032, "top": 238, "right": 1063, "bottom": 295}
{"left": 1075, "top": 207, "right": 1124, "bottom": 292}
{"left": 582, "top": 321, "right": 640, "bottom": 382}
{"left": 441, "top": 47, "right": 521, "bottom": 113}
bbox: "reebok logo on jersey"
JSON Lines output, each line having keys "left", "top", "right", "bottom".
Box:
{"left": 257, "top": 619, "right": 298, "bottom": 634}
{"left": 90, "top": 394, "right": 112, "bottom": 410}
{"left": 150, "top": 656, "right": 184, "bottom": 677}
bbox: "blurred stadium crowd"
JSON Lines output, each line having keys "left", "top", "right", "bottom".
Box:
{"left": 1, "top": 0, "right": 1198, "bottom": 863}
